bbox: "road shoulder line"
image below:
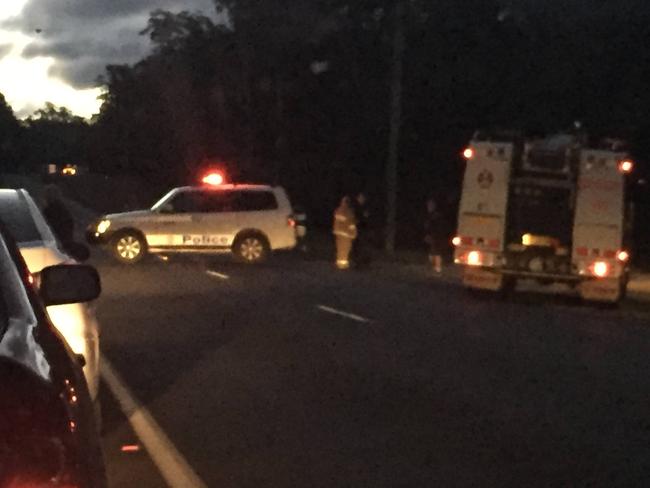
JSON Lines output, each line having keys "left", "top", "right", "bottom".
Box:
{"left": 206, "top": 270, "right": 230, "bottom": 280}
{"left": 101, "top": 359, "right": 207, "bottom": 488}
{"left": 317, "top": 304, "right": 370, "bottom": 323}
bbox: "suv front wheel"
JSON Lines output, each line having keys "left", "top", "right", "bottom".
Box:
{"left": 112, "top": 231, "right": 146, "bottom": 264}
{"left": 233, "top": 233, "right": 269, "bottom": 264}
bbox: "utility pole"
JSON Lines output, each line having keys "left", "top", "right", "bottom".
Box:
{"left": 385, "top": 0, "right": 405, "bottom": 254}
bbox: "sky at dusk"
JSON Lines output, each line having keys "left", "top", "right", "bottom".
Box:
{"left": 0, "top": 0, "right": 216, "bottom": 118}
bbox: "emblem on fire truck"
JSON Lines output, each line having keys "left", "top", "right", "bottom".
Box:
{"left": 477, "top": 170, "right": 494, "bottom": 189}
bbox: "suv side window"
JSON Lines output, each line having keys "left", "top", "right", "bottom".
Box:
{"left": 198, "top": 190, "right": 278, "bottom": 213}
{"left": 201, "top": 192, "right": 234, "bottom": 213}
{"left": 167, "top": 192, "right": 205, "bottom": 213}
{"left": 231, "top": 190, "right": 278, "bottom": 212}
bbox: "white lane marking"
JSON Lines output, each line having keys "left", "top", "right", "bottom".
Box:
{"left": 206, "top": 270, "right": 230, "bottom": 280}
{"left": 101, "top": 359, "right": 207, "bottom": 488}
{"left": 317, "top": 305, "right": 370, "bottom": 323}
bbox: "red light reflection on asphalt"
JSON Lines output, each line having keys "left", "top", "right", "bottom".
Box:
{"left": 121, "top": 444, "right": 141, "bottom": 453}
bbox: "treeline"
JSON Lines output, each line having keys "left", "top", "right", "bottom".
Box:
{"left": 0, "top": 101, "right": 91, "bottom": 173}
{"left": 2, "top": 0, "right": 650, "bottom": 237}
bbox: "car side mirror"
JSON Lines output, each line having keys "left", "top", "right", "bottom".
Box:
{"left": 39, "top": 264, "right": 101, "bottom": 306}
{"left": 65, "top": 241, "right": 90, "bottom": 262}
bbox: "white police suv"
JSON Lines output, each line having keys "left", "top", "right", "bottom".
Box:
{"left": 87, "top": 177, "right": 299, "bottom": 264}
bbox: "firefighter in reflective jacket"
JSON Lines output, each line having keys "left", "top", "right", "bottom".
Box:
{"left": 333, "top": 196, "right": 357, "bottom": 269}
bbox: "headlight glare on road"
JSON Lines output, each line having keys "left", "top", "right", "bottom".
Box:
{"left": 97, "top": 219, "right": 111, "bottom": 234}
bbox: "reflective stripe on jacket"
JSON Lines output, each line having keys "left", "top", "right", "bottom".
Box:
{"left": 333, "top": 205, "right": 357, "bottom": 239}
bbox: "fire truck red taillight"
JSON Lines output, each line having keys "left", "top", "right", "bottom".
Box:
{"left": 462, "top": 147, "right": 474, "bottom": 160}
{"left": 617, "top": 250, "right": 630, "bottom": 263}
{"left": 452, "top": 236, "right": 462, "bottom": 247}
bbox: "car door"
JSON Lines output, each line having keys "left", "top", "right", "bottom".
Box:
{"left": 234, "top": 189, "right": 286, "bottom": 246}
{"left": 146, "top": 190, "right": 203, "bottom": 249}
{"left": 197, "top": 190, "right": 237, "bottom": 248}
{"left": 203, "top": 190, "right": 270, "bottom": 247}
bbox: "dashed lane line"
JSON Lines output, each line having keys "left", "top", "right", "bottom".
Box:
{"left": 101, "top": 359, "right": 207, "bottom": 488}
{"left": 206, "top": 270, "right": 230, "bottom": 280}
{"left": 317, "top": 305, "right": 371, "bottom": 323}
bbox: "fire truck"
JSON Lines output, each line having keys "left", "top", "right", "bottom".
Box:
{"left": 454, "top": 130, "right": 633, "bottom": 303}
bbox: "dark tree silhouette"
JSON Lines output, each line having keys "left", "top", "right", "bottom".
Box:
{"left": 0, "top": 94, "right": 21, "bottom": 172}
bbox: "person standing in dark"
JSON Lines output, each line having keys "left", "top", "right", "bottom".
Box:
{"left": 42, "top": 185, "right": 75, "bottom": 246}
{"left": 333, "top": 196, "right": 357, "bottom": 270}
{"left": 424, "top": 197, "right": 443, "bottom": 274}
{"left": 352, "top": 192, "right": 372, "bottom": 269}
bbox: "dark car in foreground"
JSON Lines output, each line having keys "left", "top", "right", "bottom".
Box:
{"left": 0, "top": 223, "right": 106, "bottom": 487}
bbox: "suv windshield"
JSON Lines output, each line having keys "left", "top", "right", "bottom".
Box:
{"left": 151, "top": 189, "right": 179, "bottom": 212}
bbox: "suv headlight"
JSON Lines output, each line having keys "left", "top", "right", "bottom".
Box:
{"left": 96, "top": 219, "right": 111, "bottom": 234}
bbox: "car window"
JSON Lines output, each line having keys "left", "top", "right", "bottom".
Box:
{"left": 0, "top": 267, "right": 7, "bottom": 342}
{"left": 231, "top": 191, "right": 278, "bottom": 212}
{"left": 200, "top": 191, "right": 232, "bottom": 213}
{"left": 197, "top": 190, "right": 277, "bottom": 212}
{"left": 24, "top": 193, "right": 58, "bottom": 245}
{"left": 166, "top": 191, "right": 205, "bottom": 213}
{"left": 150, "top": 189, "right": 178, "bottom": 211}
{"left": 0, "top": 197, "right": 44, "bottom": 244}
{"left": 0, "top": 230, "right": 36, "bottom": 344}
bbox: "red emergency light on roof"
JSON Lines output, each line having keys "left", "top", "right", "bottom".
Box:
{"left": 201, "top": 172, "right": 225, "bottom": 186}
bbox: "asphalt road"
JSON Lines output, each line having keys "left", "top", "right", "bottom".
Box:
{"left": 91, "top": 250, "right": 650, "bottom": 487}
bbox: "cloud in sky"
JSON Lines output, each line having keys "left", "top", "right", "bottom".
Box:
{"left": 0, "top": 0, "right": 216, "bottom": 117}
{"left": 0, "top": 44, "right": 12, "bottom": 59}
